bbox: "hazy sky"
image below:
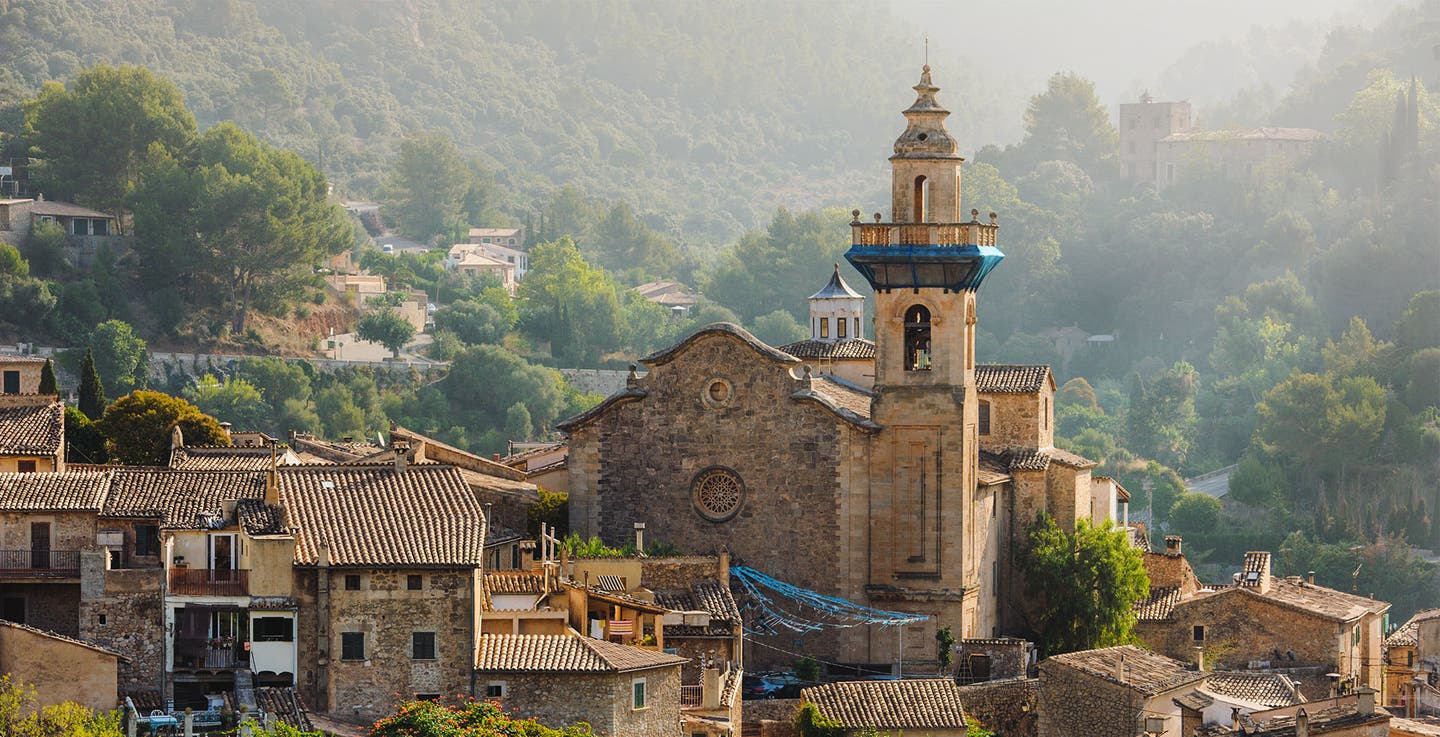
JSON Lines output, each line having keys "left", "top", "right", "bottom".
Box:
{"left": 893, "top": 0, "right": 1393, "bottom": 108}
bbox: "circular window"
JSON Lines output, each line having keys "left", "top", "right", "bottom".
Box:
{"left": 692, "top": 467, "right": 745, "bottom": 522}
{"left": 701, "top": 377, "right": 734, "bottom": 409}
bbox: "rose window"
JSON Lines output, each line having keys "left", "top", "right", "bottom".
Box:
{"left": 692, "top": 467, "right": 744, "bottom": 522}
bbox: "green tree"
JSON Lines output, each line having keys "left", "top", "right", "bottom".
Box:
{"left": 1396, "top": 291, "right": 1440, "bottom": 351}
{"left": 133, "top": 122, "right": 350, "bottom": 333}
{"left": 385, "top": 131, "right": 477, "bottom": 243}
{"left": 793, "top": 702, "right": 844, "bottom": 737}
{"left": 704, "top": 208, "right": 853, "bottom": 323}
{"left": 433, "top": 299, "right": 510, "bottom": 346}
{"left": 22, "top": 64, "right": 197, "bottom": 214}
{"left": 235, "top": 357, "right": 313, "bottom": 409}
{"left": 23, "top": 219, "right": 69, "bottom": 276}
{"left": 1019, "top": 72, "right": 1118, "bottom": 177}
{"left": 1168, "top": 493, "right": 1222, "bottom": 537}
{"left": 441, "top": 344, "right": 568, "bottom": 453}
{"left": 750, "top": 309, "right": 807, "bottom": 346}
{"left": 64, "top": 405, "right": 107, "bottom": 464}
{"left": 87, "top": 320, "right": 147, "bottom": 399}
{"left": 184, "top": 374, "right": 273, "bottom": 431}
{"left": 527, "top": 488, "right": 569, "bottom": 539}
{"left": 78, "top": 348, "right": 106, "bottom": 420}
{"left": 1018, "top": 512, "right": 1149, "bottom": 655}
{"left": 519, "top": 237, "right": 624, "bottom": 365}
{"left": 98, "top": 390, "right": 229, "bottom": 465}
{"left": 587, "top": 202, "right": 679, "bottom": 281}
{"left": 0, "top": 243, "right": 55, "bottom": 328}
{"left": 935, "top": 625, "right": 956, "bottom": 673}
{"left": 38, "top": 358, "right": 56, "bottom": 397}
{"left": 0, "top": 675, "right": 122, "bottom": 737}
{"left": 357, "top": 309, "right": 417, "bottom": 358}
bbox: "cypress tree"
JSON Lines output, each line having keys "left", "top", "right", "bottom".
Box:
{"left": 79, "top": 348, "right": 106, "bottom": 420}
{"left": 38, "top": 359, "right": 58, "bottom": 397}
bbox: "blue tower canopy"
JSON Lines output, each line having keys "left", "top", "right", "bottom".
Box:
{"left": 843, "top": 220, "right": 1004, "bottom": 292}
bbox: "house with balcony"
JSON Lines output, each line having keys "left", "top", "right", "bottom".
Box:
{"left": 0, "top": 471, "right": 109, "bottom": 636}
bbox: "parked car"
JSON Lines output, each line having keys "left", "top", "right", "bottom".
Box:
{"left": 741, "top": 672, "right": 815, "bottom": 700}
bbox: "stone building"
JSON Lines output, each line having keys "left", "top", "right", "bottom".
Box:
{"left": 1118, "top": 94, "right": 1193, "bottom": 183}
{"left": 0, "top": 618, "right": 123, "bottom": 712}
{"left": 559, "top": 66, "right": 1112, "bottom": 673}
{"left": 0, "top": 355, "right": 47, "bottom": 396}
{"left": 1037, "top": 645, "right": 1209, "bottom": 737}
{"left": 800, "top": 678, "right": 970, "bottom": 736}
{"left": 1155, "top": 127, "right": 1321, "bottom": 190}
{"left": 0, "top": 471, "right": 109, "bottom": 636}
{"left": 1383, "top": 608, "right": 1440, "bottom": 717}
{"left": 1134, "top": 551, "right": 1390, "bottom": 694}
{"left": 474, "top": 633, "right": 685, "bottom": 737}
{"left": 0, "top": 395, "right": 64, "bottom": 473}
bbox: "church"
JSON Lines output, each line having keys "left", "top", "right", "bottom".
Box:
{"left": 557, "top": 66, "right": 1127, "bottom": 672}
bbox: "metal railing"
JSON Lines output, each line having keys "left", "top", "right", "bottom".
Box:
{"left": 168, "top": 568, "right": 249, "bottom": 596}
{"left": 851, "top": 221, "right": 999, "bottom": 247}
{"left": 679, "top": 685, "right": 703, "bottom": 707}
{"left": 0, "top": 549, "right": 80, "bottom": 575}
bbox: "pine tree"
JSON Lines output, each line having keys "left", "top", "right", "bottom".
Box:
{"left": 38, "top": 359, "right": 58, "bottom": 397}
{"left": 78, "top": 348, "right": 106, "bottom": 420}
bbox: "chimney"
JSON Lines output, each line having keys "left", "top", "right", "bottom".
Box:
{"left": 1115, "top": 652, "right": 1126, "bottom": 683}
{"left": 520, "top": 540, "right": 537, "bottom": 571}
{"left": 1164, "top": 535, "right": 1182, "bottom": 557}
{"left": 1307, "top": 570, "right": 1315, "bottom": 585}
{"left": 718, "top": 547, "right": 731, "bottom": 590}
{"left": 170, "top": 424, "right": 185, "bottom": 450}
{"left": 1192, "top": 645, "right": 1204, "bottom": 672}
{"left": 1230, "top": 708, "right": 1240, "bottom": 732}
{"left": 218, "top": 421, "right": 232, "bottom": 440}
{"left": 393, "top": 442, "right": 409, "bottom": 473}
{"left": 1357, "top": 685, "right": 1376, "bottom": 715}
{"left": 1295, "top": 707, "right": 1308, "bottom": 737}
{"left": 633, "top": 522, "right": 646, "bottom": 553}
{"left": 1241, "top": 551, "right": 1272, "bottom": 593}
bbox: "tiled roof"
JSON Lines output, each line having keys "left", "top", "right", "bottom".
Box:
{"left": 280, "top": 465, "right": 486, "bottom": 568}
{"left": 1205, "top": 672, "right": 1304, "bottom": 708}
{"left": 778, "top": 339, "right": 876, "bottom": 360}
{"left": 1002, "top": 446, "right": 1097, "bottom": 471}
{"left": 1044, "top": 645, "right": 1206, "bottom": 696}
{"left": 235, "top": 499, "right": 288, "bottom": 536}
{"left": 0, "top": 355, "right": 49, "bottom": 363}
{"left": 103, "top": 469, "right": 267, "bottom": 528}
{"left": 1385, "top": 608, "right": 1440, "bottom": 648}
{"left": 0, "top": 399, "right": 62, "bottom": 456}
{"left": 802, "top": 679, "right": 967, "bottom": 731}
{"left": 977, "top": 451, "right": 1012, "bottom": 486}
{"left": 1241, "top": 577, "right": 1389, "bottom": 622}
{"left": 793, "top": 375, "right": 880, "bottom": 431}
{"left": 1135, "top": 586, "right": 1182, "bottom": 621}
{"left": 485, "top": 570, "right": 547, "bottom": 595}
{"left": 1241, "top": 551, "right": 1271, "bottom": 588}
{"left": 474, "top": 634, "right": 686, "bottom": 673}
{"left": 975, "top": 364, "right": 1051, "bottom": 393}
{"left": 0, "top": 471, "right": 109, "bottom": 511}
{"left": 655, "top": 579, "right": 742, "bottom": 637}
{"left": 1173, "top": 691, "right": 1214, "bottom": 710}
{"left": 809, "top": 266, "right": 865, "bottom": 300}
{"left": 28, "top": 200, "right": 113, "bottom": 218}
{"left": 170, "top": 446, "right": 279, "bottom": 471}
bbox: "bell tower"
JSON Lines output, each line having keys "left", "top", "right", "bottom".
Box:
{"left": 843, "top": 66, "right": 1006, "bottom": 647}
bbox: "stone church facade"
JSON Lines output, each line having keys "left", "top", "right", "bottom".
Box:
{"left": 559, "top": 67, "right": 1118, "bottom": 672}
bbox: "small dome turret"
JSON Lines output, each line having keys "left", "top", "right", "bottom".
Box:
{"left": 809, "top": 264, "right": 865, "bottom": 342}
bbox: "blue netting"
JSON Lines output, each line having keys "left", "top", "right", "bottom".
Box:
{"left": 730, "top": 565, "right": 928, "bottom": 635}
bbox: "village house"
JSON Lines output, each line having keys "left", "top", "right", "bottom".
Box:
{"left": 0, "top": 355, "right": 47, "bottom": 396}
{"left": 0, "top": 471, "right": 109, "bottom": 636}
{"left": 473, "top": 632, "right": 685, "bottom": 737}
{"left": 467, "top": 226, "right": 525, "bottom": 249}
{"left": 448, "top": 241, "right": 530, "bottom": 280}
{"left": 451, "top": 250, "right": 518, "bottom": 294}
{"left": 388, "top": 424, "right": 541, "bottom": 532}
{"left": 0, "top": 395, "right": 64, "bottom": 473}
{"left": 0, "top": 197, "right": 128, "bottom": 268}
{"left": 1134, "top": 551, "right": 1390, "bottom": 696}
{"left": 1384, "top": 608, "right": 1440, "bottom": 717}
{"left": 631, "top": 279, "right": 700, "bottom": 314}
{"left": 800, "top": 678, "right": 970, "bottom": 736}
{"left": 558, "top": 65, "right": 1124, "bottom": 675}
{"left": 499, "top": 441, "right": 569, "bottom": 494}
{"left": 0, "top": 618, "right": 124, "bottom": 713}
{"left": 1037, "top": 645, "right": 1210, "bottom": 737}
{"left": 1210, "top": 689, "right": 1389, "bottom": 736}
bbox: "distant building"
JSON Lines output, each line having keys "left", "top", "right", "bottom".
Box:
{"left": 467, "top": 227, "right": 525, "bottom": 249}
{"left": 0, "top": 197, "right": 128, "bottom": 269}
{"left": 1119, "top": 94, "right": 1194, "bottom": 183}
{"left": 450, "top": 250, "right": 518, "bottom": 295}
{"left": 1383, "top": 608, "right": 1440, "bottom": 717}
{"left": 631, "top": 280, "right": 699, "bottom": 314}
{"left": 0, "top": 395, "right": 64, "bottom": 472}
{"left": 448, "top": 241, "right": 529, "bottom": 281}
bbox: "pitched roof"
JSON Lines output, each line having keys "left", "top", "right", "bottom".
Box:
{"left": 778, "top": 339, "right": 876, "bottom": 360}
{"left": 976, "top": 364, "right": 1051, "bottom": 393}
{"left": 485, "top": 570, "right": 547, "bottom": 595}
{"left": 1385, "top": 608, "right": 1440, "bottom": 648}
{"left": 654, "top": 579, "right": 742, "bottom": 637}
{"left": 641, "top": 323, "right": 799, "bottom": 368}
{"left": 1002, "top": 446, "right": 1098, "bottom": 471}
{"left": 235, "top": 499, "right": 289, "bottom": 536}
{"left": 0, "top": 471, "right": 109, "bottom": 511}
{"left": 0, "top": 399, "right": 63, "bottom": 456}
{"left": 169, "top": 446, "right": 280, "bottom": 471}
{"left": 474, "top": 634, "right": 686, "bottom": 673}
{"left": 555, "top": 388, "right": 648, "bottom": 433}
{"left": 1135, "top": 586, "right": 1183, "bottom": 621}
{"left": 977, "top": 450, "right": 1012, "bottom": 486}
{"left": 802, "top": 679, "right": 967, "bottom": 731}
{"left": 0, "top": 355, "right": 49, "bottom": 363}
{"left": 794, "top": 375, "right": 879, "bottom": 430}
{"left": 1044, "top": 645, "right": 1206, "bottom": 696}
{"left": 103, "top": 469, "right": 267, "bottom": 528}
{"left": 1205, "top": 672, "right": 1304, "bottom": 708}
{"left": 809, "top": 266, "right": 865, "bottom": 300}
{"left": 28, "top": 200, "right": 114, "bottom": 218}
{"left": 1237, "top": 577, "right": 1390, "bottom": 623}
{"left": 279, "top": 465, "right": 486, "bottom": 568}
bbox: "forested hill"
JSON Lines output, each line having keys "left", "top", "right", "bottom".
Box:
{"left": 0, "top": 0, "right": 1017, "bottom": 244}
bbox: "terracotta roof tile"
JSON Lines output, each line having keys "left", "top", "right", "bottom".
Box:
{"left": 1243, "top": 578, "right": 1389, "bottom": 622}
{"left": 1044, "top": 645, "right": 1206, "bottom": 696}
{"left": 1385, "top": 608, "right": 1440, "bottom": 648}
{"left": 236, "top": 499, "right": 288, "bottom": 536}
{"left": 485, "top": 570, "right": 547, "bottom": 595}
{"left": 0, "top": 399, "right": 62, "bottom": 456}
{"left": 474, "top": 634, "right": 686, "bottom": 673}
{"left": 779, "top": 339, "right": 876, "bottom": 360}
{"left": 977, "top": 451, "right": 1012, "bottom": 486}
{"left": 793, "top": 375, "right": 879, "bottom": 431}
{"left": 976, "top": 364, "right": 1051, "bottom": 393}
{"left": 0, "top": 471, "right": 109, "bottom": 510}
{"left": 1205, "top": 672, "right": 1304, "bottom": 707}
{"left": 170, "top": 446, "right": 279, "bottom": 471}
{"left": 1135, "top": 586, "right": 1182, "bottom": 621}
{"left": 802, "top": 679, "right": 967, "bottom": 731}
{"left": 280, "top": 465, "right": 486, "bottom": 568}
{"left": 103, "top": 469, "right": 267, "bottom": 528}
{"left": 655, "top": 579, "right": 742, "bottom": 637}
{"left": 1002, "top": 446, "right": 1097, "bottom": 471}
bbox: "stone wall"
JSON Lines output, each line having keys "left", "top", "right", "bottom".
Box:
{"left": 295, "top": 567, "right": 479, "bottom": 719}
{"left": 79, "top": 554, "right": 165, "bottom": 696}
{"left": 0, "top": 510, "right": 96, "bottom": 557}
{"left": 744, "top": 697, "right": 800, "bottom": 737}
{"left": 979, "top": 391, "right": 1047, "bottom": 450}
{"left": 483, "top": 665, "right": 681, "bottom": 737}
{"left": 957, "top": 677, "right": 1039, "bottom": 737}
{"left": 0, "top": 621, "right": 119, "bottom": 711}
{"left": 1143, "top": 550, "right": 1201, "bottom": 594}
{"left": 1037, "top": 659, "right": 1144, "bottom": 737}
{"left": 1134, "top": 589, "right": 1342, "bottom": 673}
{"left": 4, "top": 582, "right": 80, "bottom": 636}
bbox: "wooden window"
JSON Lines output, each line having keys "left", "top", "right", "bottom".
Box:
{"left": 16, "top": 460, "right": 35, "bottom": 473}
{"left": 632, "top": 678, "right": 647, "bottom": 710}
{"left": 978, "top": 401, "right": 991, "bottom": 435}
{"left": 837, "top": 317, "right": 847, "bottom": 339}
{"left": 485, "top": 682, "right": 506, "bottom": 699}
{"left": 344, "top": 574, "right": 361, "bottom": 590}
{"left": 135, "top": 525, "right": 160, "bottom": 557}
{"left": 341, "top": 632, "right": 365, "bottom": 660}
{"left": 2, "top": 371, "right": 18, "bottom": 394}
{"left": 72, "top": 219, "right": 88, "bottom": 236}
{"left": 407, "top": 574, "right": 423, "bottom": 590}
{"left": 1193, "top": 625, "right": 1205, "bottom": 642}
{"left": 412, "top": 632, "right": 436, "bottom": 660}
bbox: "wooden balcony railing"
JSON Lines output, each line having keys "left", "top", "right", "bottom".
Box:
{"left": 850, "top": 221, "right": 999, "bottom": 248}
{"left": 168, "top": 568, "right": 249, "bottom": 596}
{"left": 0, "top": 549, "right": 80, "bottom": 575}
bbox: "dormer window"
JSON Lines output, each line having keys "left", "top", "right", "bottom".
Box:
{"left": 904, "top": 305, "right": 932, "bottom": 372}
